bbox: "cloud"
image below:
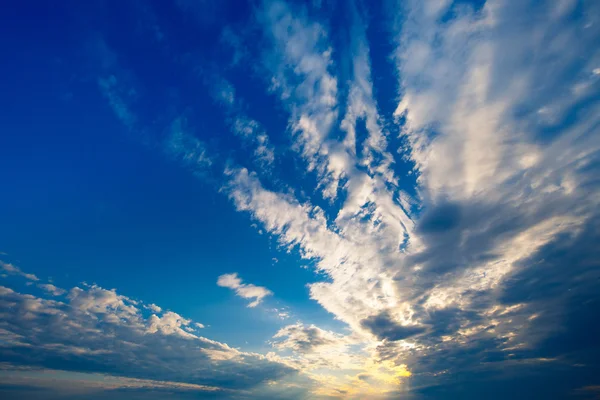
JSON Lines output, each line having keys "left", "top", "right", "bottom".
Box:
{"left": 217, "top": 273, "right": 272, "bottom": 307}
{"left": 0, "top": 261, "right": 39, "bottom": 282}
{"left": 147, "top": 311, "right": 196, "bottom": 338}
{"left": 269, "top": 322, "right": 413, "bottom": 398}
{"left": 272, "top": 307, "right": 290, "bottom": 320}
{"left": 97, "top": 75, "right": 136, "bottom": 130}
{"left": 68, "top": 285, "right": 139, "bottom": 321}
{"left": 37, "top": 284, "right": 66, "bottom": 296}
{"left": 340, "top": 0, "right": 397, "bottom": 186}
{"left": 375, "top": 0, "right": 600, "bottom": 393}
{"left": 0, "top": 365, "right": 222, "bottom": 396}
{"left": 206, "top": 74, "right": 276, "bottom": 168}
{"left": 220, "top": 26, "right": 248, "bottom": 66}
{"left": 145, "top": 303, "right": 162, "bottom": 313}
{"left": 272, "top": 323, "right": 342, "bottom": 353}
{"left": 167, "top": 117, "right": 213, "bottom": 171}
{"left": 256, "top": 0, "right": 341, "bottom": 195}
{"left": 360, "top": 311, "right": 426, "bottom": 341}
{"left": 0, "top": 273, "right": 298, "bottom": 394}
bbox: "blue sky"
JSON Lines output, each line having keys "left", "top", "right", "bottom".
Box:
{"left": 1, "top": 0, "right": 599, "bottom": 399}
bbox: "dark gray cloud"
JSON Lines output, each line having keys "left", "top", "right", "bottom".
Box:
{"left": 377, "top": 215, "right": 600, "bottom": 399}
{"left": 375, "top": 0, "right": 600, "bottom": 396}
{"left": 417, "top": 201, "right": 462, "bottom": 234}
{"left": 361, "top": 311, "right": 426, "bottom": 341}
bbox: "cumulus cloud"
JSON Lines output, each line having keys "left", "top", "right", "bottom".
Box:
{"left": 147, "top": 311, "right": 196, "bottom": 338}
{"left": 0, "top": 274, "right": 297, "bottom": 395}
{"left": 217, "top": 273, "right": 272, "bottom": 307}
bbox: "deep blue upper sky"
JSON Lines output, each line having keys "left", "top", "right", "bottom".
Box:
{"left": 1, "top": 0, "right": 599, "bottom": 399}
{"left": 0, "top": 0, "right": 340, "bottom": 351}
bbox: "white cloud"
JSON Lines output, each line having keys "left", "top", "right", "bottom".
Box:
{"left": 37, "top": 283, "right": 66, "bottom": 296}
{"left": 224, "top": 166, "right": 413, "bottom": 339}
{"left": 68, "top": 285, "right": 139, "bottom": 321}
{"left": 257, "top": 0, "right": 341, "bottom": 195}
{"left": 0, "top": 270, "right": 298, "bottom": 394}
{"left": 217, "top": 272, "right": 272, "bottom": 307}
{"left": 340, "top": 0, "right": 396, "bottom": 185}
{"left": 146, "top": 303, "right": 162, "bottom": 313}
{"left": 269, "top": 322, "right": 413, "bottom": 397}
{"left": 0, "top": 261, "right": 39, "bottom": 281}
{"left": 272, "top": 307, "right": 289, "bottom": 320}
{"left": 147, "top": 311, "right": 196, "bottom": 338}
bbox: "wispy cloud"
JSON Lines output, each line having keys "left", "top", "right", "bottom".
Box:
{"left": 98, "top": 75, "right": 137, "bottom": 130}
{"left": 167, "top": 117, "right": 213, "bottom": 172}
{"left": 1, "top": 260, "right": 39, "bottom": 281}
{"left": 207, "top": 74, "right": 276, "bottom": 168}
{"left": 37, "top": 283, "right": 66, "bottom": 296}
{"left": 0, "top": 365, "right": 222, "bottom": 395}
{"left": 257, "top": 0, "right": 341, "bottom": 197}
{"left": 217, "top": 272, "right": 272, "bottom": 307}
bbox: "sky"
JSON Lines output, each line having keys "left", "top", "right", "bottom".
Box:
{"left": 0, "top": 0, "right": 599, "bottom": 399}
